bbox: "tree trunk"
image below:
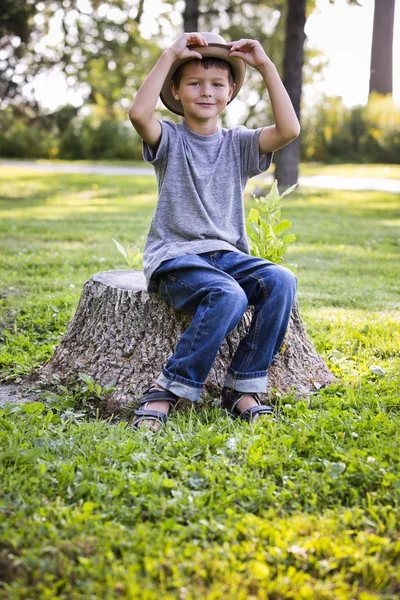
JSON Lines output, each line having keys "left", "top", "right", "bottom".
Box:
{"left": 369, "top": 0, "right": 395, "bottom": 96}
{"left": 34, "top": 270, "right": 335, "bottom": 415}
{"left": 184, "top": 0, "right": 199, "bottom": 32}
{"left": 274, "top": 0, "right": 306, "bottom": 188}
{"left": 134, "top": 0, "right": 146, "bottom": 24}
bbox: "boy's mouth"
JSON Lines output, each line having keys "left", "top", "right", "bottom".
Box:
{"left": 196, "top": 103, "right": 216, "bottom": 106}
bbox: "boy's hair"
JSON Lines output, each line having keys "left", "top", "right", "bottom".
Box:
{"left": 171, "top": 57, "right": 235, "bottom": 88}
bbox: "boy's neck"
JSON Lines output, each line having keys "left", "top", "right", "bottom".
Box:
{"left": 182, "top": 116, "right": 220, "bottom": 136}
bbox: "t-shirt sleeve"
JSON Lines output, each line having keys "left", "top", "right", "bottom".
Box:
{"left": 142, "top": 120, "right": 175, "bottom": 166}
{"left": 238, "top": 126, "right": 274, "bottom": 180}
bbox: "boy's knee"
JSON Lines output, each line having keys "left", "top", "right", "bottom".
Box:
{"left": 275, "top": 266, "right": 297, "bottom": 298}
{"left": 260, "top": 264, "right": 297, "bottom": 299}
{"left": 212, "top": 284, "right": 248, "bottom": 316}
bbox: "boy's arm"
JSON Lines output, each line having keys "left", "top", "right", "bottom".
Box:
{"left": 128, "top": 33, "right": 208, "bottom": 148}
{"left": 128, "top": 49, "right": 174, "bottom": 148}
{"left": 228, "top": 39, "right": 301, "bottom": 154}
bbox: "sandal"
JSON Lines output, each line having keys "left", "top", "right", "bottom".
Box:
{"left": 220, "top": 387, "right": 275, "bottom": 422}
{"left": 132, "top": 385, "right": 179, "bottom": 430}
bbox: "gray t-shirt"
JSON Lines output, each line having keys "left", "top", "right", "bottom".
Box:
{"left": 142, "top": 119, "right": 273, "bottom": 291}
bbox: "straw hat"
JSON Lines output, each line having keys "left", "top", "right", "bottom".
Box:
{"left": 160, "top": 32, "right": 246, "bottom": 116}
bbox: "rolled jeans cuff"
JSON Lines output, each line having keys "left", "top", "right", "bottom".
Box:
{"left": 224, "top": 368, "right": 268, "bottom": 394}
{"left": 157, "top": 371, "right": 202, "bottom": 403}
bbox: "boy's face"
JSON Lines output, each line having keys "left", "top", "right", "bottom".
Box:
{"left": 170, "top": 62, "right": 236, "bottom": 121}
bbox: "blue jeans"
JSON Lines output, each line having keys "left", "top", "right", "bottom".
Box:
{"left": 151, "top": 250, "right": 297, "bottom": 402}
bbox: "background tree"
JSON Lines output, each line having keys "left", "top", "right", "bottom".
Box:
{"left": 272, "top": 0, "right": 362, "bottom": 187}
{"left": 369, "top": 0, "right": 396, "bottom": 96}
{"left": 0, "top": 0, "right": 159, "bottom": 110}
{"left": 184, "top": 0, "right": 200, "bottom": 32}
{"left": 274, "top": 0, "right": 306, "bottom": 188}
{"left": 0, "top": 0, "right": 44, "bottom": 105}
{"left": 2, "top": 0, "right": 397, "bottom": 165}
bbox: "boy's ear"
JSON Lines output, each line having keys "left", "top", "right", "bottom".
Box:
{"left": 170, "top": 80, "right": 180, "bottom": 100}
{"left": 228, "top": 82, "right": 236, "bottom": 102}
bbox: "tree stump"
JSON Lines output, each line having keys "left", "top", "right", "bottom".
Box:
{"left": 35, "top": 270, "right": 335, "bottom": 413}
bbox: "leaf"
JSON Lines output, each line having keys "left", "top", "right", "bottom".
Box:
{"left": 248, "top": 208, "right": 260, "bottom": 223}
{"left": 246, "top": 225, "right": 261, "bottom": 242}
{"left": 126, "top": 245, "right": 141, "bottom": 256}
{"left": 0, "top": 417, "right": 14, "bottom": 431}
{"left": 82, "top": 501, "right": 98, "bottom": 513}
{"left": 105, "top": 379, "right": 117, "bottom": 390}
{"left": 273, "top": 219, "right": 292, "bottom": 235}
{"left": 323, "top": 460, "right": 347, "bottom": 478}
{"left": 283, "top": 233, "right": 296, "bottom": 244}
{"left": 280, "top": 183, "right": 298, "bottom": 198}
{"left": 127, "top": 253, "right": 143, "bottom": 269}
{"left": 78, "top": 372, "right": 94, "bottom": 385}
{"left": 111, "top": 238, "right": 128, "bottom": 260}
{"left": 328, "top": 350, "right": 345, "bottom": 362}
{"left": 266, "top": 179, "right": 280, "bottom": 202}
{"left": 22, "top": 402, "right": 45, "bottom": 415}
{"left": 369, "top": 365, "right": 386, "bottom": 376}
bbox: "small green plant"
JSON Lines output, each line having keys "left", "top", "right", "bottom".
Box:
{"left": 39, "top": 372, "right": 117, "bottom": 420}
{"left": 112, "top": 237, "right": 143, "bottom": 269}
{"left": 246, "top": 179, "right": 297, "bottom": 266}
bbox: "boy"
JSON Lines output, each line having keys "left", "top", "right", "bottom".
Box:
{"left": 128, "top": 32, "right": 300, "bottom": 431}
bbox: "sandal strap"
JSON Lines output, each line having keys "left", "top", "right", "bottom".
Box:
{"left": 239, "top": 405, "right": 274, "bottom": 422}
{"left": 138, "top": 386, "right": 179, "bottom": 407}
{"left": 132, "top": 408, "right": 168, "bottom": 428}
{"left": 230, "top": 392, "right": 261, "bottom": 414}
{"left": 221, "top": 388, "right": 274, "bottom": 422}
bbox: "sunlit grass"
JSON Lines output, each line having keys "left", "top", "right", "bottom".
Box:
{"left": 299, "top": 163, "right": 400, "bottom": 179}
{"left": 2, "top": 159, "right": 400, "bottom": 179}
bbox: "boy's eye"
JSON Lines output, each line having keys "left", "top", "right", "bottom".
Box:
{"left": 188, "top": 82, "right": 224, "bottom": 86}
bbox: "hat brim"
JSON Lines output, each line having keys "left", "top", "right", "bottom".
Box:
{"left": 160, "top": 43, "right": 246, "bottom": 116}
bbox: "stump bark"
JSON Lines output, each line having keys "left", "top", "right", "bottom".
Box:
{"left": 35, "top": 270, "right": 335, "bottom": 412}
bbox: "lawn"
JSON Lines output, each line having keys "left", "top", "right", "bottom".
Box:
{"left": 299, "top": 163, "right": 400, "bottom": 179}
{"left": 0, "top": 167, "right": 399, "bottom": 599}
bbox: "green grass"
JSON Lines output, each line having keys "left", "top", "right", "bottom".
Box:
{"left": 0, "top": 167, "right": 399, "bottom": 599}
{"left": 298, "top": 163, "right": 400, "bottom": 179}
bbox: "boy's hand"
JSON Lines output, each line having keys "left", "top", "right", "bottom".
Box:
{"left": 169, "top": 33, "right": 208, "bottom": 61}
{"left": 227, "top": 39, "right": 271, "bottom": 69}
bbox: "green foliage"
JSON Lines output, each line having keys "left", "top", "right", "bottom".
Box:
{"left": 0, "top": 0, "right": 160, "bottom": 107}
{"left": 58, "top": 106, "right": 140, "bottom": 160}
{"left": 1, "top": 92, "right": 399, "bottom": 163}
{"left": 112, "top": 237, "right": 143, "bottom": 269}
{"left": 0, "top": 104, "right": 144, "bottom": 161}
{"left": 246, "top": 179, "right": 297, "bottom": 266}
{"left": 38, "top": 372, "right": 117, "bottom": 421}
{"left": 301, "top": 92, "right": 400, "bottom": 163}
{"left": 0, "top": 108, "right": 56, "bottom": 159}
